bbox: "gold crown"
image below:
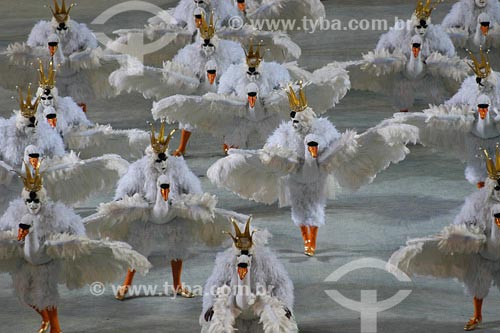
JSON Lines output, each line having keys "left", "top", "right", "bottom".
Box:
{"left": 18, "top": 84, "right": 40, "bottom": 119}
{"left": 17, "top": 162, "right": 44, "bottom": 193}
{"left": 287, "top": 81, "right": 308, "bottom": 112}
{"left": 50, "top": 0, "right": 75, "bottom": 24}
{"left": 483, "top": 146, "right": 500, "bottom": 180}
{"left": 245, "top": 40, "right": 263, "bottom": 69}
{"left": 150, "top": 120, "right": 176, "bottom": 154}
{"left": 226, "top": 217, "right": 255, "bottom": 251}
{"left": 38, "top": 59, "right": 57, "bottom": 89}
{"left": 414, "top": 0, "right": 442, "bottom": 20}
{"left": 468, "top": 48, "right": 492, "bottom": 79}
{"left": 199, "top": 12, "right": 215, "bottom": 41}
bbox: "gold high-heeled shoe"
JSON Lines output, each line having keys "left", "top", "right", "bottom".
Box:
{"left": 464, "top": 317, "right": 481, "bottom": 331}
{"left": 38, "top": 321, "right": 49, "bottom": 333}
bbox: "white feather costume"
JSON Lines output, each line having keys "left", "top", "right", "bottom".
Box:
{"left": 0, "top": 195, "right": 151, "bottom": 311}
{"left": 390, "top": 94, "right": 500, "bottom": 185}
{"left": 207, "top": 102, "right": 417, "bottom": 254}
{"left": 442, "top": 0, "right": 500, "bottom": 52}
{"left": 109, "top": 32, "right": 245, "bottom": 100}
{"left": 2, "top": 15, "right": 117, "bottom": 100}
{"left": 388, "top": 174, "right": 500, "bottom": 329}
{"left": 345, "top": 31, "right": 467, "bottom": 111}
{"left": 110, "top": 0, "right": 300, "bottom": 67}
{"left": 446, "top": 71, "right": 500, "bottom": 108}
{"left": 0, "top": 112, "right": 65, "bottom": 166}
{"left": 200, "top": 222, "right": 298, "bottom": 333}
{"left": 152, "top": 61, "right": 350, "bottom": 148}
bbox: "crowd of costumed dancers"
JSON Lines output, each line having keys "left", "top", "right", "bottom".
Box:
{"left": 1, "top": 0, "right": 500, "bottom": 332}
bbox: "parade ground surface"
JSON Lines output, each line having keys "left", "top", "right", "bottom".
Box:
{"left": 1, "top": 1, "right": 499, "bottom": 332}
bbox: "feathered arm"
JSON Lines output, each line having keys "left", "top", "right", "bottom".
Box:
{"left": 320, "top": 122, "right": 418, "bottom": 190}
{"left": 284, "top": 62, "right": 351, "bottom": 114}
{"left": 45, "top": 234, "right": 152, "bottom": 289}
{"left": 64, "top": 124, "right": 150, "bottom": 160}
{"left": 389, "top": 107, "right": 472, "bottom": 161}
{"left": 83, "top": 194, "right": 151, "bottom": 240}
{"left": 0, "top": 230, "right": 23, "bottom": 273}
{"left": 151, "top": 93, "right": 249, "bottom": 132}
{"left": 42, "top": 153, "right": 129, "bottom": 205}
{"left": 207, "top": 148, "right": 296, "bottom": 204}
{"left": 425, "top": 52, "right": 471, "bottom": 82}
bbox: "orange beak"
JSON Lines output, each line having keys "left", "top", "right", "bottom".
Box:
{"left": 307, "top": 142, "right": 318, "bottom": 158}
{"left": 248, "top": 93, "right": 257, "bottom": 108}
{"left": 478, "top": 107, "right": 488, "bottom": 120}
{"left": 481, "top": 25, "right": 490, "bottom": 36}
{"left": 495, "top": 216, "right": 500, "bottom": 228}
{"left": 195, "top": 15, "right": 203, "bottom": 28}
{"left": 237, "top": 1, "right": 246, "bottom": 11}
{"left": 48, "top": 45, "right": 58, "bottom": 57}
{"left": 47, "top": 116, "right": 57, "bottom": 128}
{"left": 29, "top": 157, "right": 39, "bottom": 169}
{"left": 238, "top": 266, "right": 248, "bottom": 280}
{"left": 160, "top": 187, "right": 170, "bottom": 201}
{"left": 412, "top": 46, "right": 420, "bottom": 58}
{"left": 77, "top": 102, "right": 87, "bottom": 113}
{"left": 207, "top": 70, "right": 216, "bottom": 85}
{"left": 17, "top": 228, "right": 29, "bottom": 242}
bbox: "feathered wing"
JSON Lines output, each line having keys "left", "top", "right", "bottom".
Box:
{"left": 42, "top": 153, "right": 129, "bottom": 205}
{"left": 0, "top": 230, "right": 23, "bottom": 273}
{"left": 338, "top": 49, "right": 406, "bottom": 93}
{"left": 424, "top": 52, "right": 471, "bottom": 83}
{"left": 207, "top": 147, "right": 299, "bottom": 204}
{"left": 218, "top": 26, "right": 301, "bottom": 61}
{"left": 152, "top": 93, "right": 249, "bottom": 131}
{"left": 0, "top": 160, "right": 15, "bottom": 186}
{"left": 83, "top": 194, "right": 151, "bottom": 240}
{"left": 108, "top": 56, "right": 197, "bottom": 99}
{"left": 44, "top": 233, "right": 152, "bottom": 289}
{"left": 389, "top": 106, "right": 472, "bottom": 161}
{"left": 255, "top": 294, "right": 299, "bottom": 333}
{"left": 0, "top": 44, "right": 40, "bottom": 91}
{"left": 320, "top": 122, "right": 418, "bottom": 190}
{"left": 64, "top": 124, "right": 150, "bottom": 160}
{"left": 388, "top": 224, "right": 485, "bottom": 280}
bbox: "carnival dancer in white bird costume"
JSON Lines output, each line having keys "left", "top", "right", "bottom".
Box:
{"left": 344, "top": 0, "right": 468, "bottom": 113}
{"left": 200, "top": 218, "right": 298, "bottom": 333}
{"left": 153, "top": 41, "right": 350, "bottom": 154}
{"left": 235, "top": 0, "right": 324, "bottom": 22}
{"left": 110, "top": 0, "right": 300, "bottom": 67}
{"left": 207, "top": 85, "right": 418, "bottom": 256}
{"left": 2, "top": 0, "right": 116, "bottom": 100}
{"left": 0, "top": 163, "right": 151, "bottom": 333}
{"left": 442, "top": 0, "right": 500, "bottom": 54}
{"left": 390, "top": 93, "right": 500, "bottom": 188}
{"left": 446, "top": 48, "right": 500, "bottom": 108}
{"left": 0, "top": 84, "right": 65, "bottom": 167}
{"left": 389, "top": 147, "right": 500, "bottom": 331}
{"left": 35, "top": 59, "right": 151, "bottom": 160}
{"left": 109, "top": 13, "right": 245, "bottom": 156}
{"left": 84, "top": 121, "right": 246, "bottom": 300}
